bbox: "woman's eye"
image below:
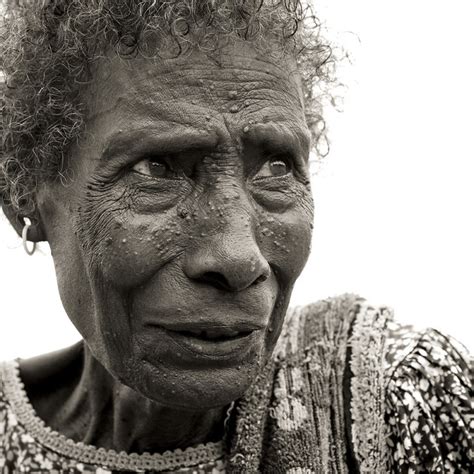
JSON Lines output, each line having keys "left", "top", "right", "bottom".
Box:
{"left": 132, "top": 157, "right": 171, "bottom": 179}
{"left": 256, "top": 158, "right": 291, "bottom": 179}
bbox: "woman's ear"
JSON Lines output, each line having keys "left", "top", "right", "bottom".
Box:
{"left": 1, "top": 200, "right": 47, "bottom": 242}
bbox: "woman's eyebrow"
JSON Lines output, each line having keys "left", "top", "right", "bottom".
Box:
{"left": 242, "top": 122, "right": 311, "bottom": 158}
{"left": 100, "top": 126, "right": 220, "bottom": 160}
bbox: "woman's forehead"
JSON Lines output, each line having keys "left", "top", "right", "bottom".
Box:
{"left": 82, "top": 42, "right": 308, "bottom": 156}
{"left": 87, "top": 42, "right": 302, "bottom": 115}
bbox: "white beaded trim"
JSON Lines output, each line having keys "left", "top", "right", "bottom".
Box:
{"left": 0, "top": 360, "right": 225, "bottom": 471}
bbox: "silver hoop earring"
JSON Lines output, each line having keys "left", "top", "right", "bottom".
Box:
{"left": 22, "top": 219, "right": 36, "bottom": 256}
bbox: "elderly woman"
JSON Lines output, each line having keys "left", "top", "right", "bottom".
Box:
{"left": 0, "top": 1, "right": 472, "bottom": 472}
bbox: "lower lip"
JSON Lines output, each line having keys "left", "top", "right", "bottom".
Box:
{"left": 148, "top": 326, "right": 261, "bottom": 362}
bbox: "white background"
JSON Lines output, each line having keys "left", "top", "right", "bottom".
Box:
{"left": 1, "top": 0, "right": 473, "bottom": 359}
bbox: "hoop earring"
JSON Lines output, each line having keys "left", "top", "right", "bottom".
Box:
{"left": 22, "top": 219, "right": 36, "bottom": 256}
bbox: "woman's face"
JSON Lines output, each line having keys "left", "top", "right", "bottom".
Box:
{"left": 37, "top": 40, "right": 313, "bottom": 409}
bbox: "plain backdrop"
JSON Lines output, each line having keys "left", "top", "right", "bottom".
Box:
{"left": 1, "top": 0, "right": 473, "bottom": 359}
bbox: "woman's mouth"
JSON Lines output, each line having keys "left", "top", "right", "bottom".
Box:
{"left": 174, "top": 328, "right": 253, "bottom": 341}
{"left": 142, "top": 323, "right": 264, "bottom": 365}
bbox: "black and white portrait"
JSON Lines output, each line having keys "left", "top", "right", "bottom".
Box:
{"left": 1, "top": 1, "right": 472, "bottom": 472}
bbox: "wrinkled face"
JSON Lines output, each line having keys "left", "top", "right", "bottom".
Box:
{"left": 38, "top": 40, "right": 313, "bottom": 409}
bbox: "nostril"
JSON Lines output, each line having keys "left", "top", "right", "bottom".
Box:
{"left": 199, "top": 272, "right": 233, "bottom": 291}
{"left": 253, "top": 274, "right": 268, "bottom": 285}
{"left": 198, "top": 270, "right": 268, "bottom": 291}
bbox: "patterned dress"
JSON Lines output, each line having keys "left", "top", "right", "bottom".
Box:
{"left": 0, "top": 296, "right": 472, "bottom": 473}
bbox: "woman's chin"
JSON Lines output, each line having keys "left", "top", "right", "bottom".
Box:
{"left": 134, "top": 359, "right": 261, "bottom": 410}
{"left": 111, "top": 337, "right": 267, "bottom": 410}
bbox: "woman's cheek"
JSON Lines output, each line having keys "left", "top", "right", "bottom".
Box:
{"left": 256, "top": 191, "right": 313, "bottom": 280}
{"left": 79, "top": 179, "right": 190, "bottom": 288}
{"left": 93, "top": 213, "right": 184, "bottom": 290}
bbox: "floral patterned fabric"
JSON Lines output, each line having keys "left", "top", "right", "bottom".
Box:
{"left": 384, "top": 323, "right": 473, "bottom": 473}
{"left": 0, "top": 362, "right": 226, "bottom": 474}
{"left": 0, "top": 317, "right": 472, "bottom": 473}
{"left": 0, "top": 403, "right": 225, "bottom": 474}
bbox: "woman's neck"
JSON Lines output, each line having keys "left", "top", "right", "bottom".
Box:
{"left": 19, "top": 341, "right": 227, "bottom": 453}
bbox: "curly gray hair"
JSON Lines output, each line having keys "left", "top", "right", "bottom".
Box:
{"left": 1, "top": 0, "right": 332, "bottom": 215}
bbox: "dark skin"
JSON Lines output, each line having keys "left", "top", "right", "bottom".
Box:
{"left": 3, "top": 39, "right": 314, "bottom": 453}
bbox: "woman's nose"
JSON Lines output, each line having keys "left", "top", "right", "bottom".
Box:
{"left": 183, "top": 231, "right": 271, "bottom": 292}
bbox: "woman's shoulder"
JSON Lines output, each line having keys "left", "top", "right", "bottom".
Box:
{"left": 0, "top": 361, "right": 10, "bottom": 423}
{"left": 292, "top": 295, "right": 472, "bottom": 380}
{"left": 278, "top": 294, "right": 392, "bottom": 362}
{"left": 384, "top": 320, "right": 472, "bottom": 381}
{"left": 0, "top": 360, "right": 16, "bottom": 420}
{"left": 0, "top": 360, "right": 28, "bottom": 462}
{"left": 383, "top": 321, "right": 473, "bottom": 472}
{"left": 0, "top": 360, "right": 31, "bottom": 436}
{"left": 288, "top": 296, "right": 473, "bottom": 471}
